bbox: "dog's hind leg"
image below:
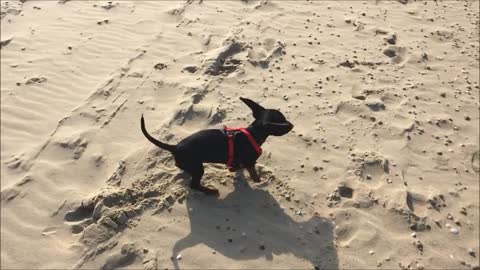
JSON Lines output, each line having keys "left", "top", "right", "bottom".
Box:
{"left": 186, "top": 163, "right": 219, "bottom": 195}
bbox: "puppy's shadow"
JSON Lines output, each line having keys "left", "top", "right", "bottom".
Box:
{"left": 171, "top": 172, "right": 338, "bottom": 269}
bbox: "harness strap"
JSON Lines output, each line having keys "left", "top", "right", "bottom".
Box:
{"left": 227, "top": 133, "right": 235, "bottom": 170}
{"left": 238, "top": 129, "right": 262, "bottom": 156}
{"left": 224, "top": 126, "right": 262, "bottom": 171}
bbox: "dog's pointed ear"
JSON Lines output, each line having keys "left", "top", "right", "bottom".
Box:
{"left": 264, "top": 121, "right": 294, "bottom": 136}
{"left": 240, "top": 97, "right": 265, "bottom": 119}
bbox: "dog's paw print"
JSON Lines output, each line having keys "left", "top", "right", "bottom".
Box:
{"left": 56, "top": 136, "right": 88, "bottom": 160}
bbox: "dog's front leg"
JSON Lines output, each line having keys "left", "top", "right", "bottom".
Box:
{"left": 246, "top": 166, "right": 261, "bottom": 183}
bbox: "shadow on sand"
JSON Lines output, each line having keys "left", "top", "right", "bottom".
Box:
{"left": 171, "top": 172, "right": 338, "bottom": 269}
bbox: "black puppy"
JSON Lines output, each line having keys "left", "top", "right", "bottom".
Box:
{"left": 140, "top": 97, "right": 293, "bottom": 195}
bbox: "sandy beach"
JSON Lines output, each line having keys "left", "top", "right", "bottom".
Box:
{"left": 1, "top": 0, "right": 479, "bottom": 269}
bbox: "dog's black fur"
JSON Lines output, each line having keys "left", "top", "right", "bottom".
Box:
{"left": 141, "top": 97, "right": 293, "bottom": 195}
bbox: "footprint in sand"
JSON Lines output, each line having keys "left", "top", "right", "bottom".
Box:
{"left": 350, "top": 152, "right": 389, "bottom": 185}
{"left": 383, "top": 45, "right": 408, "bottom": 64}
{"left": 361, "top": 158, "right": 389, "bottom": 180}
{"left": 203, "top": 41, "right": 244, "bottom": 76}
{"left": 63, "top": 200, "right": 99, "bottom": 235}
{"left": 64, "top": 202, "right": 95, "bottom": 222}
{"left": 335, "top": 100, "right": 368, "bottom": 123}
{"left": 247, "top": 38, "right": 286, "bottom": 69}
{"left": 56, "top": 136, "right": 88, "bottom": 160}
{"left": 170, "top": 103, "right": 226, "bottom": 126}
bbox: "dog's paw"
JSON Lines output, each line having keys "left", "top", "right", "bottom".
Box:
{"left": 252, "top": 177, "right": 262, "bottom": 183}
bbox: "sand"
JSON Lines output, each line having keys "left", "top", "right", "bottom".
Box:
{"left": 1, "top": 0, "right": 479, "bottom": 269}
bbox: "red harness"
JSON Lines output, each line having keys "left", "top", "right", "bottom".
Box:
{"left": 224, "top": 126, "right": 262, "bottom": 172}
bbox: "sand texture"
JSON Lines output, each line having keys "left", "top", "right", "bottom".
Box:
{"left": 1, "top": 0, "right": 479, "bottom": 269}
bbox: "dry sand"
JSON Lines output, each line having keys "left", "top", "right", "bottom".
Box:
{"left": 1, "top": 0, "right": 479, "bottom": 269}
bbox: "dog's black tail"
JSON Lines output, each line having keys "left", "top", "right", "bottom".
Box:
{"left": 141, "top": 115, "right": 176, "bottom": 153}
